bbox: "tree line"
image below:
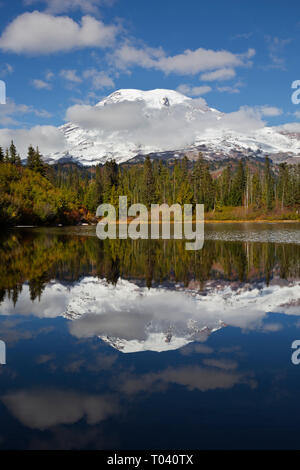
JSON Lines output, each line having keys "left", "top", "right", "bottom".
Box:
{"left": 75, "top": 154, "right": 300, "bottom": 217}
{"left": 0, "top": 141, "right": 300, "bottom": 225}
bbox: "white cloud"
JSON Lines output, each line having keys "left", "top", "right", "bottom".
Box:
{"left": 264, "top": 36, "right": 291, "bottom": 71}
{"left": 66, "top": 101, "right": 144, "bottom": 131}
{"left": 60, "top": 69, "right": 82, "bottom": 83}
{"left": 262, "top": 322, "right": 283, "bottom": 332}
{"left": 259, "top": 106, "right": 282, "bottom": 117}
{"left": 278, "top": 122, "right": 300, "bottom": 133}
{"left": 200, "top": 68, "right": 236, "bottom": 81}
{"left": 82, "top": 69, "right": 115, "bottom": 89}
{"left": 45, "top": 71, "right": 54, "bottom": 81}
{"left": 217, "top": 85, "right": 240, "bottom": 94}
{"left": 32, "top": 79, "right": 52, "bottom": 90}
{"left": 0, "top": 63, "right": 13, "bottom": 77}
{"left": 156, "top": 48, "right": 254, "bottom": 75}
{"left": 0, "top": 100, "right": 31, "bottom": 125}
{"left": 64, "top": 98, "right": 267, "bottom": 151}
{"left": 110, "top": 44, "right": 255, "bottom": 76}
{"left": 0, "top": 99, "right": 52, "bottom": 125}
{"left": 176, "top": 84, "right": 212, "bottom": 97}
{"left": 0, "top": 126, "right": 67, "bottom": 156}
{"left": 217, "top": 80, "right": 245, "bottom": 94}
{"left": 220, "top": 106, "right": 265, "bottom": 133}
{"left": 110, "top": 44, "right": 165, "bottom": 70}
{"left": 58, "top": 68, "right": 115, "bottom": 90}
{"left": 0, "top": 12, "right": 118, "bottom": 54}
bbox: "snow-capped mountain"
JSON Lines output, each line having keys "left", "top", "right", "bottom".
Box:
{"left": 45, "top": 88, "right": 300, "bottom": 165}
{"left": 96, "top": 88, "right": 193, "bottom": 109}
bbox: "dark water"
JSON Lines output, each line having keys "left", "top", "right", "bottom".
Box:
{"left": 0, "top": 224, "right": 300, "bottom": 450}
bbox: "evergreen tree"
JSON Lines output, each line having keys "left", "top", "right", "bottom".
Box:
{"left": 27, "top": 145, "right": 36, "bottom": 168}
{"left": 251, "top": 172, "right": 262, "bottom": 208}
{"left": 263, "top": 156, "right": 274, "bottom": 211}
{"left": 229, "top": 160, "right": 246, "bottom": 206}
{"left": 143, "top": 156, "right": 156, "bottom": 207}
{"left": 9, "top": 141, "right": 18, "bottom": 164}
{"left": 27, "top": 145, "right": 45, "bottom": 176}
{"left": 103, "top": 160, "right": 118, "bottom": 202}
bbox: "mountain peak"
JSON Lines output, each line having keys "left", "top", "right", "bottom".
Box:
{"left": 96, "top": 88, "right": 192, "bottom": 109}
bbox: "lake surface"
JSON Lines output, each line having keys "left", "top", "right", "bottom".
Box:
{"left": 0, "top": 223, "right": 300, "bottom": 450}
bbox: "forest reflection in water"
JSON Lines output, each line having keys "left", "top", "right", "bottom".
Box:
{"left": 0, "top": 225, "right": 299, "bottom": 306}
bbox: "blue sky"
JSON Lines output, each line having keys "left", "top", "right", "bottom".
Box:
{"left": 0, "top": 0, "right": 299, "bottom": 134}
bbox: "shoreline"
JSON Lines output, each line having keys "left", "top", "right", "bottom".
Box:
{"left": 204, "top": 219, "right": 300, "bottom": 224}
{"left": 11, "top": 219, "right": 300, "bottom": 229}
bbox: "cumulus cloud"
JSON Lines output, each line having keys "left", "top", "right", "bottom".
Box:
{"left": 60, "top": 69, "right": 82, "bottom": 83}
{"left": 0, "top": 12, "right": 118, "bottom": 54}
{"left": 279, "top": 122, "right": 300, "bottom": 132}
{"left": 64, "top": 97, "right": 267, "bottom": 151}
{"left": 262, "top": 322, "right": 283, "bottom": 332}
{"left": 0, "top": 99, "right": 52, "bottom": 125}
{"left": 45, "top": 71, "right": 54, "bottom": 81}
{"left": 32, "top": 79, "right": 52, "bottom": 90}
{"left": 58, "top": 68, "right": 114, "bottom": 90}
{"left": 82, "top": 69, "right": 115, "bottom": 90}
{"left": 110, "top": 44, "right": 255, "bottom": 76}
{"left": 0, "top": 126, "right": 67, "bottom": 156}
{"left": 259, "top": 106, "right": 282, "bottom": 117}
{"left": 2, "top": 389, "right": 119, "bottom": 430}
{"left": 220, "top": 106, "right": 265, "bottom": 132}
{"left": 156, "top": 47, "right": 254, "bottom": 75}
{"left": 0, "top": 100, "right": 33, "bottom": 126}
{"left": 176, "top": 84, "right": 212, "bottom": 97}
{"left": 200, "top": 68, "right": 236, "bottom": 81}
{"left": 66, "top": 101, "right": 146, "bottom": 131}
{"left": 217, "top": 81, "right": 245, "bottom": 94}
{"left": 110, "top": 44, "right": 165, "bottom": 71}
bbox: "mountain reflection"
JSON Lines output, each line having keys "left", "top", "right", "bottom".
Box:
{"left": 1, "top": 275, "right": 300, "bottom": 353}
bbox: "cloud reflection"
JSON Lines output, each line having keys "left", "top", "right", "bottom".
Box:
{"left": 2, "top": 389, "right": 119, "bottom": 430}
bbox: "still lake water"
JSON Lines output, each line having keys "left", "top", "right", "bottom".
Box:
{"left": 0, "top": 223, "right": 300, "bottom": 450}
